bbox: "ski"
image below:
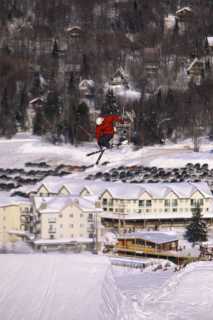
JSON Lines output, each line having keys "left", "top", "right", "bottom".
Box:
{"left": 86, "top": 150, "right": 102, "bottom": 157}
{"left": 96, "top": 149, "right": 105, "bottom": 165}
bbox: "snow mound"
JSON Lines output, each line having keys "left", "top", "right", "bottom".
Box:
{"left": 142, "top": 261, "right": 213, "bottom": 320}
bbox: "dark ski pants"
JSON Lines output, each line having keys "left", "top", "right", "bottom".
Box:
{"left": 98, "top": 134, "right": 113, "bottom": 149}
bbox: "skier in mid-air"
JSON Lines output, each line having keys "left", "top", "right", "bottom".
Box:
{"left": 95, "top": 114, "right": 125, "bottom": 150}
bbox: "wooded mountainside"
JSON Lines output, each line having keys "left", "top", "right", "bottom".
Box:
{"left": 1, "top": 0, "right": 213, "bottom": 145}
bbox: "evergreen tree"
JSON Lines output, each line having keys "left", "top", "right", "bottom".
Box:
{"left": 0, "top": 87, "right": 16, "bottom": 138}
{"left": 102, "top": 89, "right": 120, "bottom": 115}
{"left": 33, "top": 109, "right": 46, "bottom": 135}
{"left": 16, "top": 85, "right": 28, "bottom": 131}
{"left": 185, "top": 205, "right": 208, "bottom": 244}
{"left": 52, "top": 39, "right": 59, "bottom": 58}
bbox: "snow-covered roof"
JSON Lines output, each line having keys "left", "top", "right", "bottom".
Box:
{"left": 0, "top": 196, "right": 31, "bottom": 208}
{"left": 101, "top": 182, "right": 212, "bottom": 199}
{"left": 34, "top": 195, "right": 101, "bottom": 213}
{"left": 34, "top": 237, "right": 93, "bottom": 245}
{"left": 79, "top": 79, "right": 95, "bottom": 90}
{"left": 176, "top": 7, "right": 192, "bottom": 15}
{"left": 118, "top": 231, "right": 178, "bottom": 244}
{"left": 32, "top": 179, "right": 213, "bottom": 200}
{"left": 186, "top": 58, "right": 204, "bottom": 72}
{"left": 29, "top": 97, "right": 44, "bottom": 105}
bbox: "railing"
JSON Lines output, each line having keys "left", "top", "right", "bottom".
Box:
{"left": 116, "top": 243, "right": 173, "bottom": 256}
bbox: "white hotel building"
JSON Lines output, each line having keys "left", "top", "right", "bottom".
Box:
{"left": 25, "top": 178, "right": 213, "bottom": 229}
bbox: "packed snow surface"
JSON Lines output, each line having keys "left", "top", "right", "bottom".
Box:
{"left": 0, "top": 254, "right": 122, "bottom": 320}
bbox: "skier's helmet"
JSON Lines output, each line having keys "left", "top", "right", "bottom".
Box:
{"left": 96, "top": 117, "right": 104, "bottom": 125}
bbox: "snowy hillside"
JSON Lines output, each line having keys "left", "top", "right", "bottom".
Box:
{"left": 1, "top": 133, "right": 213, "bottom": 170}
{"left": 0, "top": 254, "right": 213, "bottom": 320}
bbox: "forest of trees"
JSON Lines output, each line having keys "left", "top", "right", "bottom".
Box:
{"left": 1, "top": 0, "right": 213, "bottom": 145}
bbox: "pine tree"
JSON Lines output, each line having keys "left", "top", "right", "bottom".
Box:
{"left": 102, "top": 89, "right": 120, "bottom": 115}
{"left": 52, "top": 39, "right": 59, "bottom": 58}
{"left": 185, "top": 205, "right": 208, "bottom": 244}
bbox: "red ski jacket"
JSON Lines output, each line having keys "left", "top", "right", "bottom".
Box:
{"left": 96, "top": 115, "right": 124, "bottom": 141}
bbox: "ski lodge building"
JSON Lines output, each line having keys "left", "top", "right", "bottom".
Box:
{"left": 28, "top": 178, "right": 213, "bottom": 229}
{"left": 1, "top": 178, "right": 213, "bottom": 247}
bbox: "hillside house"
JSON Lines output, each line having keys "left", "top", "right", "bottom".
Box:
{"left": 110, "top": 67, "right": 129, "bottom": 88}
{"left": 186, "top": 58, "right": 205, "bottom": 85}
{"left": 143, "top": 47, "right": 161, "bottom": 74}
{"left": 175, "top": 7, "right": 193, "bottom": 34}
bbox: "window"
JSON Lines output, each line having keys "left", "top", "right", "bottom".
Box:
{"left": 80, "top": 214, "right": 84, "bottom": 218}
{"left": 69, "top": 214, "right": 74, "bottom": 218}
{"left": 80, "top": 224, "right": 84, "bottom": 228}
{"left": 60, "top": 224, "right": 63, "bottom": 228}
{"left": 165, "top": 200, "right": 170, "bottom": 207}
{"left": 198, "top": 199, "right": 204, "bottom": 206}
{"left": 88, "top": 213, "right": 93, "bottom": 220}
{"left": 191, "top": 199, "right": 196, "bottom": 206}
{"left": 172, "top": 199, "right": 178, "bottom": 207}
{"left": 70, "top": 234, "right": 73, "bottom": 238}
{"left": 103, "top": 198, "right": 107, "bottom": 205}
{"left": 59, "top": 214, "right": 63, "bottom": 218}
{"left": 172, "top": 208, "right": 177, "bottom": 212}
{"left": 108, "top": 199, "right": 113, "bottom": 206}
{"left": 146, "top": 200, "right": 152, "bottom": 207}
{"left": 69, "top": 224, "right": 74, "bottom": 228}
{"left": 139, "top": 200, "right": 144, "bottom": 207}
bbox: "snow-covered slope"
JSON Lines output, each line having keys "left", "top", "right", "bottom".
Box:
{"left": 0, "top": 254, "right": 123, "bottom": 320}
{"left": 1, "top": 133, "right": 213, "bottom": 170}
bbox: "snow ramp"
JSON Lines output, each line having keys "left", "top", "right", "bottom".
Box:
{"left": 0, "top": 254, "right": 124, "bottom": 320}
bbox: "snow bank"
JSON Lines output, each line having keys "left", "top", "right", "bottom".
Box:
{"left": 141, "top": 261, "right": 213, "bottom": 320}
{"left": 0, "top": 254, "right": 123, "bottom": 320}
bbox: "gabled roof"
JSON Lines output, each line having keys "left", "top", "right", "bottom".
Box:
{"left": 34, "top": 195, "right": 101, "bottom": 214}
{"left": 111, "top": 67, "right": 129, "bottom": 84}
{"left": 186, "top": 58, "right": 204, "bottom": 73}
{"left": 0, "top": 196, "right": 30, "bottom": 208}
{"left": 66, "top": 26, "right": 82, "bottom": 33}
{"left": 31, "top": 179, "right": 213, "bottom": 200}
{"left": 176, "top": 7, "right": 192, "bottom": 15}
{"left": 79, "top": 79, "right": 95, "bottom": 90}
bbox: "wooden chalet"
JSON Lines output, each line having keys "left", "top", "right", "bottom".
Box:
{"left": 116, "top": 231, "right": 178, "bottom": 255}
{"left": 186, "top": 58, "right": 205, "bottom": 84}
{"left": 176, "top": 7, "right": 193, "bottom": 22}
